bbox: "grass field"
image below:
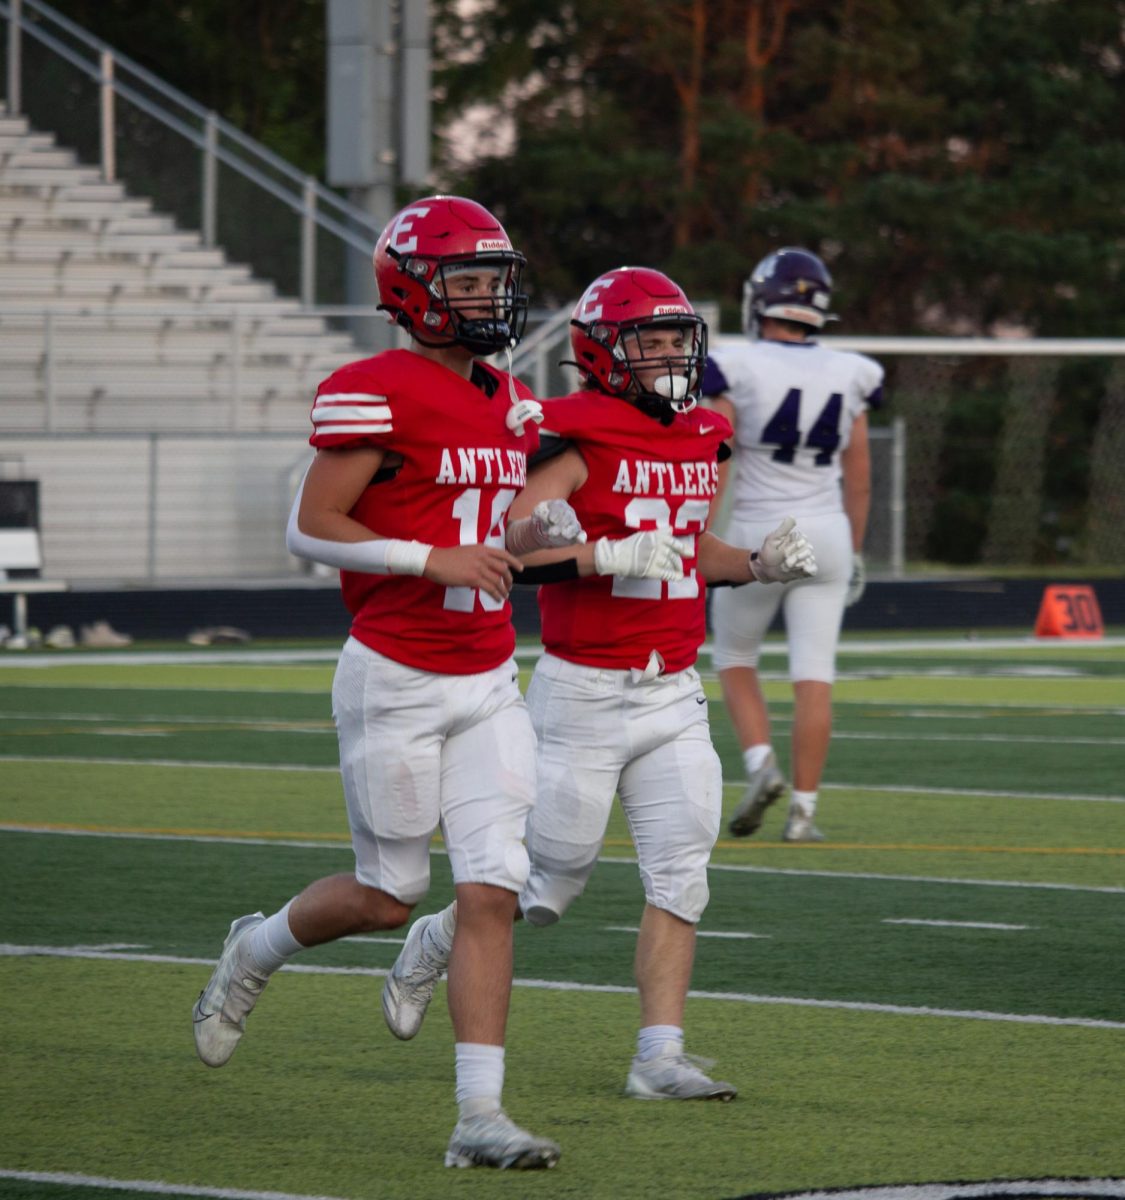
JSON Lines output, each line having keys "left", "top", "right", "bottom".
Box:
{"left": 1, "top": 634, "right": 1123, "bottom": 1200}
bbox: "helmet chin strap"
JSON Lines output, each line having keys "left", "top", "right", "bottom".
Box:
{"left": 503, "top": 343, "right": 544, "bottom": 437}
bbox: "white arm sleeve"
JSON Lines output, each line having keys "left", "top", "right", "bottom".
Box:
{"left": 285, "top": 473, "right": 431, "bottom": 576}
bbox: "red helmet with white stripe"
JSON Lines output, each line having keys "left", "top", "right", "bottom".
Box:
{"left": 569, "top": 267, "right": 706, "bottom": 423}
{"left": 373, "top": 195, "right": 529, "bottom": 354}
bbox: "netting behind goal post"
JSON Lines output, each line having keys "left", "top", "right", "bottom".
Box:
{"left": 819, "top": 337, "right": 1125, "bottom": 572}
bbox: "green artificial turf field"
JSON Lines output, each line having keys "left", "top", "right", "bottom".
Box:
{"left": 0, "top": 636, "right": 1122, "bottom": 1200}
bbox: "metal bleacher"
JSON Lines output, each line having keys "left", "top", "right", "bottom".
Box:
{"left": 0, "top": 0, "right": 553, "bottom": 588}
{"left": 0, "top": 106, "right": 360, "bottom": 436}
{"left": 0, "top": 41, "right": 377, "bottom": 586}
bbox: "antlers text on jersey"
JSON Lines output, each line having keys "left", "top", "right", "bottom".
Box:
{"left": 611, "top": 456, "right": 719, "bottom": 497}
{"left": 435, "top": 446, "right": 528, "bottom": 488}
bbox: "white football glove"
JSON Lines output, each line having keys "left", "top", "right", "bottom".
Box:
{"left": 505, "top": 398, "right": 544, "bottom": 437}
{"left": 594, "top": 529, "right": 689, "bottom": 582}
{"left": 750, "top": 516, "right": 818, "bottom": 584}
{"left": 532, "top": 499, "right": 586, "bottom": 547}
{"left": 845, "top": 550, "right": 866, "bottom": 606}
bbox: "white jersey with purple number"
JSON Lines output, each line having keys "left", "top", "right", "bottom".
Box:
{"left": 704, "top": 339, "right": 883, "bottom": 520}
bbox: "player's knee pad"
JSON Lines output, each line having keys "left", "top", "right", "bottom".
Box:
{"left": 500, "top": 835, "right": 531, "bottom": 892}
{"left": 711, "top": 644, "right": 761, "bottom": 672}
{"left": 519, "top": 871, "right": 581, "bottom": 926}
{"left": 445, "top": 825, "right": 530, "bottom": 892}
{"left": 387, "top": 877, "right": 430, "bottom": 907}
{"left": 519, "top": 846, "right": 598, "bottom": 926}
{"left": 640, "top": 862, "right": 711, "bottom": 924}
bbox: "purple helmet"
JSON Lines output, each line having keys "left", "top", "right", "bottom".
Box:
{"left": 743, "top": 247, "right": 838, "bottom": 334}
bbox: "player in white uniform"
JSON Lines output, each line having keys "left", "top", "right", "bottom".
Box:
{"left": 703, "top": 248, "right": 884, "bottom": 841}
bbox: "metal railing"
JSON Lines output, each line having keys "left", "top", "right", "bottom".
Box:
{"left": 1, "top": 0, "right": 380, "bottom": 306}
{"left": 509, "top": 304, "right": 576, "bottom": 396}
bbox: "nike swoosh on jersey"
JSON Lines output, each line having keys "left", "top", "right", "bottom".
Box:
{"left": 699, "top": 424, "right": 714, "bottom": 434}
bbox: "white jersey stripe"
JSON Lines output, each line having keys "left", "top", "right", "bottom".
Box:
{"left": 309, "top": 423, "right": 393, "bottom": 435}
{"left": 311, "top": 403, "right": 392, "bottom": 424}
{"left": 315, "top": 392, "right": 389, "bottom": 403}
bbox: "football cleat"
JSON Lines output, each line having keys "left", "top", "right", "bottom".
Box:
{"left": 192, "top": 912, "right": 269, "bottom": 1067}
{"left": 381, "top": 911, "right": 449, "bottom": 1040}
{"left": 445, "top": 1110, "right": 561, "bottom": 1170}
{"left": 626, "top": 1043, "right": 738, "bottom": 1102}
{"left": 782, "top": 812, "right": 826, "bottom": 843}
{"left": 727, "top": 750, "right": 786, "bottom": 837}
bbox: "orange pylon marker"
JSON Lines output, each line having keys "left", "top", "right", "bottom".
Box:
{"left": 1034, "top": 585, "right": 1104, "bottom": 639}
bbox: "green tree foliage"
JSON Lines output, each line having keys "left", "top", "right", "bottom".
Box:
{"left": 43, "top": 0, "right": 327, "bottom": 171}
{"left": 434, "top": 0, "right": 1125, "bottom": 337}
{"left": 45, "top": 0, "right": 1124, "bottom": 334}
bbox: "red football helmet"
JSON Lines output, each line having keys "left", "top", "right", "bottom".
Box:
{"left": 569, "top": 267, "right": 706, "bottom": 422}
{"left": 373, "top": 195, "right": 528, "bottom": 354}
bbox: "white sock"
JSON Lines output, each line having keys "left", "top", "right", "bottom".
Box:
{"left": 455, "top": 1042, "right": 505, "bottom": 1116}
{"left": 424, "top": 902, "right": 457, "bottom": 959}
{"left": 790, "top": 790, "right": 818, "bottom": 819}
{"left": 743, "top": 744, "right": 772, "bottom": 774}
{"left": 637, "top": 1024, "right": 683, "bottom": 1061}
{"left": 246, "top": 900, "right": 304, "bottom": 974}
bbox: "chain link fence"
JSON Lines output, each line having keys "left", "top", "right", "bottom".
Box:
{"left": 810, "top": 340, "right": 1125, "bottom": 570}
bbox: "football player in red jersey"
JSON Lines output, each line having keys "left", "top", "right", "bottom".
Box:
{"left": 382, "top": 267, "right": 817, "bottom": 1103}
{"left": 191, "top": 197, "right": 682, "bottom": 1171}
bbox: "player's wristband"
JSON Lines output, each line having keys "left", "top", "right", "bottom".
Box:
{"left": 382, "top": 539, "right": 433, "bottom": 576}
{"left": 517, "top": 558, "right": 582, "bottom": 584}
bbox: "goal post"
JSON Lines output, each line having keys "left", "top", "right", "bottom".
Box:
{"left": 515, "top": 321, "right": 1125, "bottom": 575}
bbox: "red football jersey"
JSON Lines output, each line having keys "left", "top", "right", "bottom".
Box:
{"left": 536, "top": 392, "right": 732, "bottom": 673}
{"left": 308, "top": 349, "right": 539, "bottom": 674}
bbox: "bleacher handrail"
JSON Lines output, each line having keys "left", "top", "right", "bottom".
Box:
{"left": 1, "top": 0, "right": 383, "bottom": 297}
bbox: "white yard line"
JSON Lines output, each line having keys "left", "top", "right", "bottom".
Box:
{"left": 820, "top": 780, "right": 1125, "bottom": 803}
{"left": 2, "top": 943, "right": 1121, "bottom": 1030}
{"left": 0, "top": 711, "right": 332, "bottom": 729}
{"left": 698, "top": 858, "right": 1125, "bottom": 895}
{"left": 1, "top": 1173, "right": 1121, "bottom": 1200}
{"left": 0, "top": 754, "right": 337, "bottom": 772}
{"left": 770, "top": 1180, "right": 1125, "bottom": 1200}
{"left": 3, "top": 823, "right": 1123, "bottom": 894}
{"left": 3, "top": 753, "right": 1122, "bottom": 804}
{"left": 832, "top": 730, "right": 1125, "bottom": 746}
{"left": 606, "top": 925, "right": 770, "bottom": 939}
{"left": 0, "top": 1171, "right": 354, "bottom": 1200}
{"left": 882, "top": 918, "right": 1029, "bottom": 930}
